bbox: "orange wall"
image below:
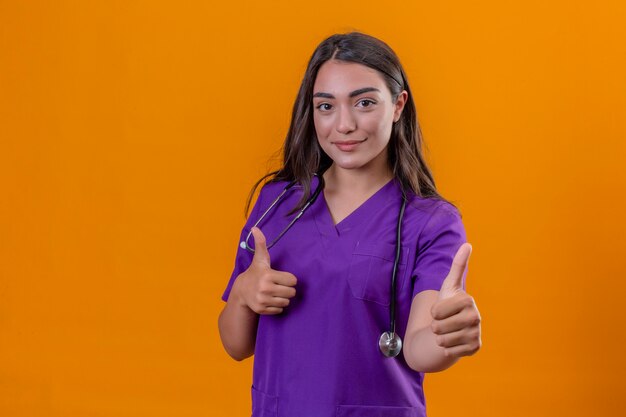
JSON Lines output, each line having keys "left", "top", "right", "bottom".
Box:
{"left": 1, "top": 1, "right": 625, "bottom": 416}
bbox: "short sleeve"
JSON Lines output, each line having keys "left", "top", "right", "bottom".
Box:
{"left": 220, "top": 187, "right": 266, "bottom": 302}
{"left": 411, "top": 202, "right": 467, "bottom": 297}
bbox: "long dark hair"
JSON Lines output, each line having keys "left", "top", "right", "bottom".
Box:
{"left": 245, "top": 32, "right": 447, "bottom": 216}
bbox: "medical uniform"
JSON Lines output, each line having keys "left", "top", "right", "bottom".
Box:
{"left": 222, "top": 175, "right": 467, "bottom": 417}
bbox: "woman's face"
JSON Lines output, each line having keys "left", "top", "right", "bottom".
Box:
{"left": 312, "top": 60, "right": 407, "bottom": 175}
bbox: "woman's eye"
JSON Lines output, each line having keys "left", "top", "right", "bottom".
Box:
{"left": 315, "top": 103, "right": 333, "bottom": 111}
{"left": 357, "top": 99, "right": 376, "bottom": 108}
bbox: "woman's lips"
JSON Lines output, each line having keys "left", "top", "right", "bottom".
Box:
{"left": 333, "top": 138, "right": 367, "bottom": 151}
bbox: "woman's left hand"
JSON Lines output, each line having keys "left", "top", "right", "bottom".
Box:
{"left": 431, "top": 243, "right": 482, "bottom": 358}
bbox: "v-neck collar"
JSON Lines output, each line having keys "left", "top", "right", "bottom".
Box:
{"left": 313, "top": 176, "right": 399, "bottom": 238}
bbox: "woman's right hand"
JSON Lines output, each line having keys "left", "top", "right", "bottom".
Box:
{"left": 231, "top": 227, "right": 298, "bottom": 315}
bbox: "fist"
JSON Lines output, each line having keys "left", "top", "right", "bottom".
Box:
{"left": 430, "top": 243, "right": 482, "bottom": 358}
{"left": 233, "top": 227, "right": 298, "bottom": 315}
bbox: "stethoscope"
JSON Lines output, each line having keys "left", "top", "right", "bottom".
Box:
{"left": 240, "top": 174, "right": 407, "bottom": 358}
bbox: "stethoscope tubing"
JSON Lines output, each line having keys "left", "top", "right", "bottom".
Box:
{"left": 390, "top": 197, "right": 407, "bottom": 336}
{"left": 243, "top": 175, "right": 325, "bottom": 253}
{"left": 241, "top": 174, "right": 406, "bottom": 358}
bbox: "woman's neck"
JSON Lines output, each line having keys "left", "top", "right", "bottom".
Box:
{"left": 320, "top": 160, "right": 394, "bottom": 226}
{"left": 323, "top": 163, "right": 394, "bottom": 197}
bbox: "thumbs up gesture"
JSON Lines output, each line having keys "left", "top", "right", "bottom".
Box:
{"left": 232, "top": 227, "right": 298, "bottom": 315}
{"left": 430, "top": 243, "right": 482, "bottom": 358}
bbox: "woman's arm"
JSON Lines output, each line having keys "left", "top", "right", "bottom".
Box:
{"left": 403, "top": 243, "right": 481, "bottom": 372}
{"left": 218, "top": 278, "right": 259, "bottom": 361}
{"left": 218, "top": 227, "right": 298, "bottom": 361}
{"left": 403, "top": 290, "right": 458, "bottom": 372}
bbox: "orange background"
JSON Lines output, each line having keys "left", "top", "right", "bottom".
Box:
{"left": 1, "top": 1, "right": 625, "bottom": 416}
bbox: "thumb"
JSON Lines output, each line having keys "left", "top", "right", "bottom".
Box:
{"left": 438, "top": 243, "right": 472, "bottom": 300}
{"left": 251, "top": 227, "right": 271, "bottom": 267}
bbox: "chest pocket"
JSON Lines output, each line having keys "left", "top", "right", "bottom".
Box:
{"left": 346, "top": 241, "right": 410, "bottom": 306}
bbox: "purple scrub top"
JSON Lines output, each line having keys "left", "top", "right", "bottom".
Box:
{"left": 222, "top": 176, "right": 467, "bottom": 417}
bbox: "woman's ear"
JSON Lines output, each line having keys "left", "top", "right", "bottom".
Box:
{"left": 393, "top": 90, "right": 408, "bottom": 123}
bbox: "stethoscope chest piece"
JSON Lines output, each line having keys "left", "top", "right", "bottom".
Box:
{"left": 379, "top": 331, "right": 402, "bottom": 358}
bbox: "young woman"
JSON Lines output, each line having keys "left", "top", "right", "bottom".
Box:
{"left": 218, "top": 32, "right": 482, "bottom": 417}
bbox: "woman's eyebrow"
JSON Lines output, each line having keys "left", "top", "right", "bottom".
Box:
{"left": 313, "top": 87, "right": 381, "bottom": 99}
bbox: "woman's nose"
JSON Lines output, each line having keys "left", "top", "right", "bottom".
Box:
{"left": 335, "top": 107, "right": 356, "bottom": 134}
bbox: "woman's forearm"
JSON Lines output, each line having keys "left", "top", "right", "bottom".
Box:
{"left": 217, "top": 279, "right": 259, "bottom": 361}
{"left": 404, "top": 326, "right": 460, "bottom": 373}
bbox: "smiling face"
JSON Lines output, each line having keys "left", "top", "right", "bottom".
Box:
{"left": 312, "top": 60, "right": 407, "bottom": 178}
